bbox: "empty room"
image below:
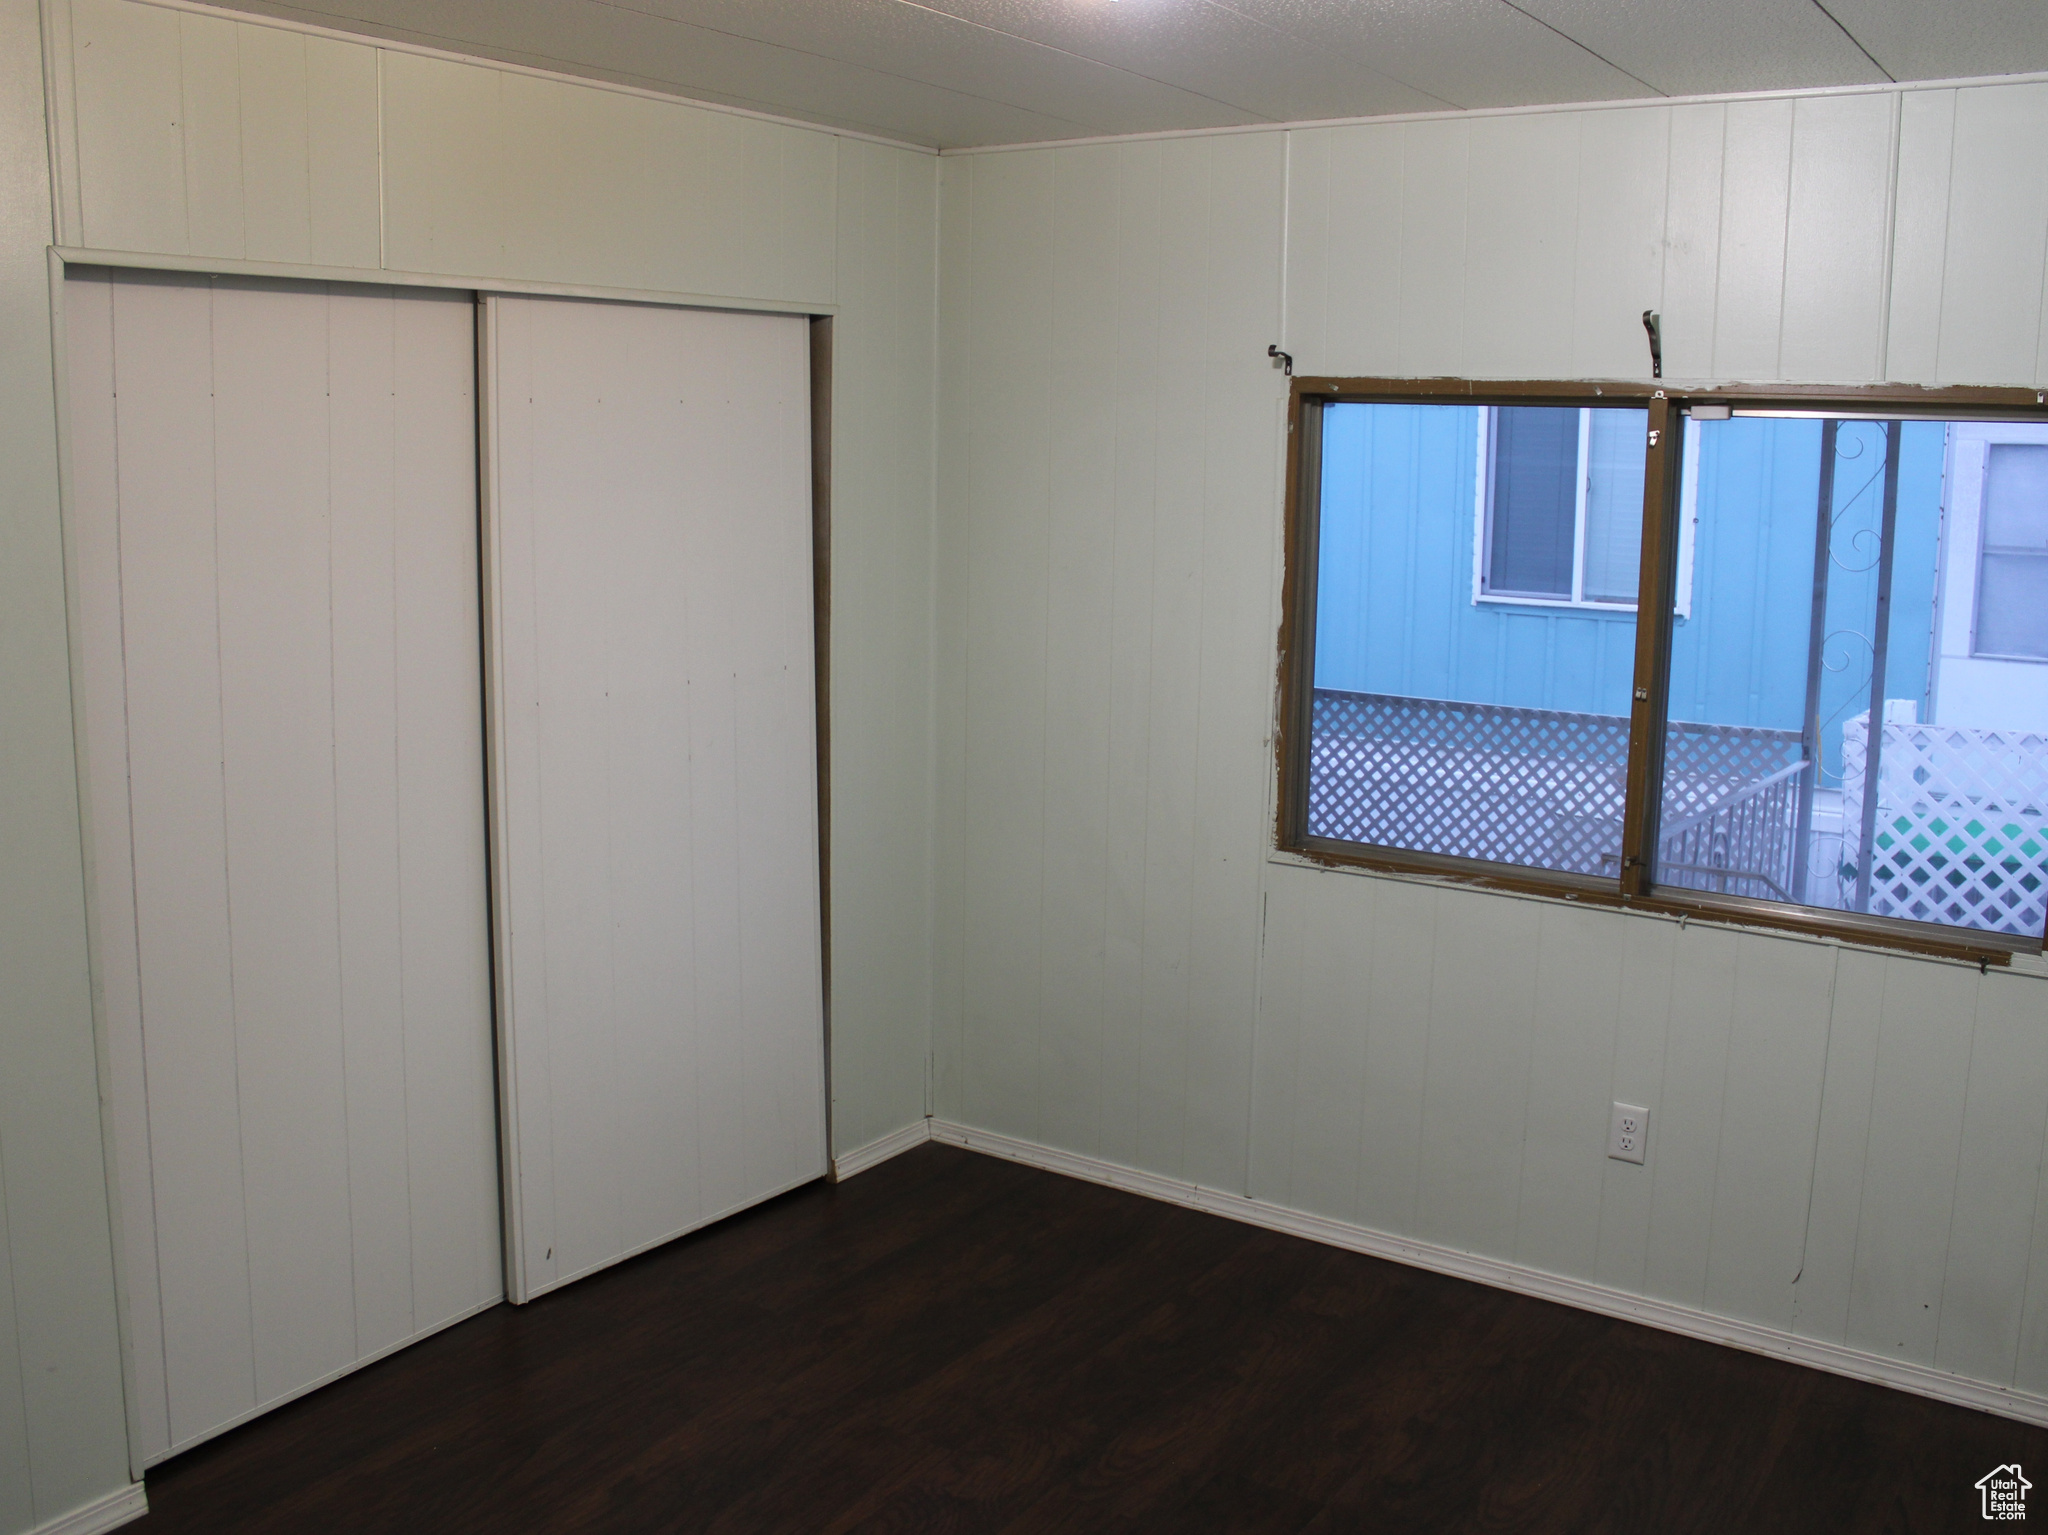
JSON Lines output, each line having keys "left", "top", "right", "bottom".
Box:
{"left": 7, "top": 0, "right": 2048, "bottom": 1530}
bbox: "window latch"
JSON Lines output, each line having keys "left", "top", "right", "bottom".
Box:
{"left": 1634, "top": 686, "right": 1649, "bottom": 701}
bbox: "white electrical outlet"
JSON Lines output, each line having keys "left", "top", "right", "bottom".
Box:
{"left": 1608, "top": 1102, "right": 1650, "bottom": 1164}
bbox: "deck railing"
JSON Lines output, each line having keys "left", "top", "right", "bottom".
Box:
{"left": 1309, "top": 689, "right": 1805, "bottom": 895}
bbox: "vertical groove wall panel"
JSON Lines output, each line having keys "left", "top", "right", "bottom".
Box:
{"left": 1181, "top": 129, "right": 1285, "bottom": 1194}
{"left": 176, "top": 11, "right": 244, "bottom": 260}
{"left": 304, "top": 36, "right": 382, "bottom": 271}
{"left": 823, "top": 139, "right": 938, "bottom": 1158}
{"left": 1569, "top": 107, "right": 1669, "bottom": 379}
{"left": 1659, "top": 103, "right": 1729, "bottom": 380}
{"left": 1790, "top": 947, "right": 1888, "bottom": 1344}
{"left": 63, "top": 0, "right": 384, "bottom": 269}
{"left": 1778, "top": 92, "right": 1896, "bottom": 383}
{"left": 931, "top": 154, "right": 976, "bottom": 1127}
{"left": 957, "top": 150, "right": 1054, "bottom": 1142}
{"left": 1937, "top": 974, "right": 2048, "bottom": 1384}
{"left": 1844, "top": 958, "right": 1977, "bottom": 1363}
{"left": 1589, "top": 916, "right": 1679, "bottom": 1295}
{"left": 1095, "top": 140, "right": 1165, "bottom": 1171}
{"left": 235, "top": 28, "right": 314, "bottom": 265}
{"left": 1413, "top": 889, "right": 1541, "bottom": 1256}
{"left": 381, "top": 53, "right": 838, "bottom": 305}
{"left": 1710, "top": 99, "right": 1795, "bottom": 379}
{"left": 1513, "top": 904, "right": 1626, "bottom": 1283}
{"left": 1935, "top": 83, "right": 2048, "bottom": 386}
{"left": 1320, "top": 126, "right": 1403, "bottom": 378}
{"left": 1699, "top": 939, "right": 1836, "bottom": 1331}
{"left": 1131, "top": 141, "right": 1209, "bottom": 1181}
{"left": 1884, "top": 89, "right": 1957, "bottom": 384}
{"left": 69, "top": 0, "right": 187, "bottom": 254}
{"left": 1038, "top": 142, "right": 1120, "bottom": 1163}
{"left": 1462, "top": 112, "right": 1579, "bottom": 380}
{"left": 68, "top": 271, "right": 498, "bottom": 1466}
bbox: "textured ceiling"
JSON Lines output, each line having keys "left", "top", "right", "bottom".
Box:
{"left": 214, "top": 0, "right": 2048, "bottom": 148}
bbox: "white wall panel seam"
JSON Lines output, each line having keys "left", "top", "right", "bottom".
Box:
{"left": 1771, "top": 110, "right": 1797, "bottom": 375}
{"left": 319, "top": 289, "right": 360, "bottom": 1362}
{"left": 1843, "top": 960, "right": 1890, "bottom": 1327}
{"left": 374, "top": 48, "right": 384, "bottom": 271}
{"left": 1873, "top": 92, "right": 1902, "bottom": 378}
{"left": 1708, "top": 107, "right": 1731, "bottom": 376}
{"left": 1930, "top": 974, "right": 1985, "bottom": 1365}
{"left": 201, "top": 280, "right": 263, "bottom": 1414}
{"left": 1935, "top": 93, "right": 1958, "bottom": 379}
{"left": 1790, "top": 949, "right": 1844, "bottom": 1292}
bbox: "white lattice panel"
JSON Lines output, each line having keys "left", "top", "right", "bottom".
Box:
{"left": 1844, "top": 715, "right": 2048, "bottom": 938}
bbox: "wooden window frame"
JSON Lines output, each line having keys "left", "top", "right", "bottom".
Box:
{"left": 1275, "top": 376, "right": 2048, "bottom": 967}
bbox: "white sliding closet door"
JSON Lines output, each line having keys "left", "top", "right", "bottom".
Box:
{"left": 66, "top": 269, "right": 502, "bottom": 1466}
{"left": 483, "top": 295, "right": 825, "bottom": 1303}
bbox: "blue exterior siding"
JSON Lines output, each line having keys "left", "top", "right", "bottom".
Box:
{"left": 1313, "top": 403, "right": 1945, "bottom": 781}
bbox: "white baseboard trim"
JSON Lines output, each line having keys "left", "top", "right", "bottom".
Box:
{"left": 831, "top": 1118, "right": 933, "bottom": 1181}
{"left": 929, "top": 1118, "right": 2048, "bottom": 1429}
{"left": 31, "top": 1482, "right": 147, "bottom": 1535}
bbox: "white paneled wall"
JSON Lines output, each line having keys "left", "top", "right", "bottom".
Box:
{"left": 828, "top": 137, "right": 939, "bottom": 1155}
{"left": 65, "top": 269, "right": 502, "bottom": 1465}
{"left": 937, "top": 79, "right": 2048, "bottom": 1420}
{"left": 936, "top": 134, "right": 1284, "bottom": 1190}
{"left": 1284, "top": 86, "right": 2048, "bottom": 388}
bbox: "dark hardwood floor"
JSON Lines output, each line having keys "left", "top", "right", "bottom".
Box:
{"left": 141, "top": 1142, "right": 2041, "bottom": 1533}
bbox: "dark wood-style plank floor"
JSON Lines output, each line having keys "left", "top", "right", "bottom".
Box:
{"left": 142, "top": 1143, "right": 2042, "bottom": 1533}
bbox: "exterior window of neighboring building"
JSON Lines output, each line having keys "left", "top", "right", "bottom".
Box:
{"left": 1976, "top": 442, "right": 2048, "bottom": 660}
{"left": 1475, "top": 406, "right": 1692, "bottom": 615}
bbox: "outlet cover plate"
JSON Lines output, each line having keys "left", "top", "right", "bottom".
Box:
{"left": 1609, "top": 1102, "right": 1650, "bottom": 1164}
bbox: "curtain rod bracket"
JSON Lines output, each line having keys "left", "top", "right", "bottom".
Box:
{"left": 1642, "top": 310, "right": 1663, "bottom": 379}
{"left": 1268, "top": 344, "right": 1293, "bottom": 377}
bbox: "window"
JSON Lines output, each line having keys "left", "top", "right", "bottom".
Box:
{"left": 1281, "top": 383, "right": 2048, "bottom": 960}
{"left": 1976, "top": 442, "right": 2048, "bottom": 660}
{"left": 1474, "top": 406, "right": 1694, "bottom": 614}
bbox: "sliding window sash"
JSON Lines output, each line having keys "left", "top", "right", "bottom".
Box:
{"left": 1275, "top": 376, "right": 2048, "bottom": 966}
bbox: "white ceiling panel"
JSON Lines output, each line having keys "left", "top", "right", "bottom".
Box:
{"left": 1509, "top": 0, "right": 1888, "bottom": 96}
{"left": 610, "top": 0, "right": 1281, "bottom": 131}
{"left": 205, "top": 0, "right": 2047, "bottom": 150}
{"left": 1822, "top": 0, "right": 2048, "bottom": 83}
{"left": 1244, "top": 0, "right": 1655, "bottom": 109}
{"left": 863, "top": 0, "right": 1454, "bottom": 118}
{"left": 229, "top": 0, "right": 1110, "bottom": 143}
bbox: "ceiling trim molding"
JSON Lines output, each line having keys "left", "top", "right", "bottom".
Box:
{"left": 938, "top": 66, "right": 2048, "bottom": 155}
{"left": 106, "top": 0, "right": 942, "bottom": 154}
